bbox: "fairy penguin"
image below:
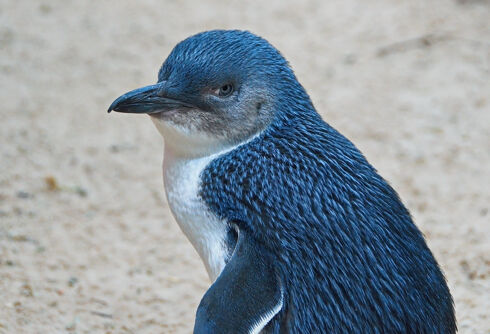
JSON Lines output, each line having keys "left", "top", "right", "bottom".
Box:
{"left": 108, "top": 30, "right": 456, "bottom": 334}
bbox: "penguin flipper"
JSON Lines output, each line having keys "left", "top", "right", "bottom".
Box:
{"left": 194, "top": 227, "right": 283, "bottom": 334}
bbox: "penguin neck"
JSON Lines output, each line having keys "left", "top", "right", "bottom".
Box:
{"left": 161, "top": 145, "right": 228, "bottom": 281}
{"left": 158, "top": 124, "right": 261, "bottom": 282}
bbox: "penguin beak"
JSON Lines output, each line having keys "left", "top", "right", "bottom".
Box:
{"left": 107, "top": 82, "right": 193, "bottom": 114}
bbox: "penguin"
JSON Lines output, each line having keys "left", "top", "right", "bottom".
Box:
{"left": 108, "top": 30, "right": 456, "bottom": 334}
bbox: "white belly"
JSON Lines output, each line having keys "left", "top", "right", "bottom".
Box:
{"left": 163, "top": 152, "right": 228, "bottom": 282}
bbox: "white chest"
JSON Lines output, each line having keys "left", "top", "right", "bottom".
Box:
{"left": 163, "top": 153, "right": 228, "bottom": 282}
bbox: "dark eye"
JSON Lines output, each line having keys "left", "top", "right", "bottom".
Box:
{"left": 217, "top": 84, "right": 234, "bottom": 97}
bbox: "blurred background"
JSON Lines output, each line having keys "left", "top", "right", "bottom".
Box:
{"left": 1, "top": 0, "right": 489, "bottom": 333}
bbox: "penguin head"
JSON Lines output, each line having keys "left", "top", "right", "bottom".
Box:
{"left": 108, "top": 30, "right": 304, "bottom": 157}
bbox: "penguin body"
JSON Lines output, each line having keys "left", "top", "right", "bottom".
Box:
{"left": 109, "top": 30, "right": 456, "bottom": 334}
{"left": 199, "top": 117, "right": 454, "bottom": 333}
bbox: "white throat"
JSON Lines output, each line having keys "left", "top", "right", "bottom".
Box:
{"left": 162, "top": 148, "right": 228, "bottom": 281}
{"left": 152, "top": 116, "right": 236, "bottom": 281}
{"left": 152, "top": 115, "right": 259, "bottom": 281}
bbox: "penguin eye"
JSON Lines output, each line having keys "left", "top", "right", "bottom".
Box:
{"left": 216, "top": 84, "right": 234, "bottom": 97}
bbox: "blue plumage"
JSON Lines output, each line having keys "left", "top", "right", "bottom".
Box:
{"left": 201, "top": 116, "right": 455, "bottom": 333}
{"left": 109, "top": 30, "right": 456, "bottom": 334}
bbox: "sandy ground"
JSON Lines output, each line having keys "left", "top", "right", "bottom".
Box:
{"left": 1, "top": 0, "right": 489, "bottom": 333}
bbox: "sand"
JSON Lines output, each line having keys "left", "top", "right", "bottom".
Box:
{"left": 1, "top": 0, "right": 489, "bottom": 333}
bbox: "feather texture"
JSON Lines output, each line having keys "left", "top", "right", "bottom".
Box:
{"left": 199, "top": 95, "right": 456, "bottom": 333}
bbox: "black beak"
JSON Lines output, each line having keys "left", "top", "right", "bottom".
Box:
{"left": 107, "top": 82, "right": 192, "bottom": 114}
